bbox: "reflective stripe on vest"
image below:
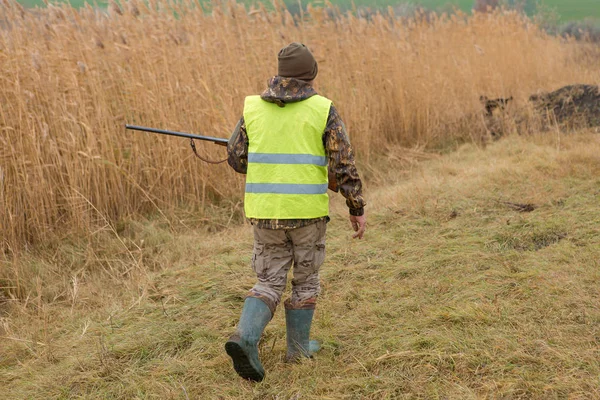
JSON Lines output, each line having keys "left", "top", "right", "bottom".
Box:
{"left": 243, "top": 94, "right": 332, "bottom": 219}
{"left": 248, "top": 153, "right": 327, "bottom": 166}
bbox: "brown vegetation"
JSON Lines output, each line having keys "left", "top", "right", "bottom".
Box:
{"left": 1, "top": 1, "right": 599, "bottom": 256}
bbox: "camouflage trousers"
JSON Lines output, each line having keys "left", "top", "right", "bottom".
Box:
{"left": 248, "top": 220, "right": 327, "bottom": 313}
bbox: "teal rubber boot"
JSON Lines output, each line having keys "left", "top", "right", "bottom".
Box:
{"left": 285, "top": 305, "right": 320, "bottom": 362}
{"left": 225, "top": 297, "right": 272, "bottom": 382}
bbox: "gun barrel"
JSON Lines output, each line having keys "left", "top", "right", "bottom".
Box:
{"left": 125, "top": 124, "right": 228, "bottom": 146}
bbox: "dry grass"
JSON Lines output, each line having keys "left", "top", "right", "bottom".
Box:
{"left": 1, "top": 0, "right": 600, "bottom": 254}
{"left": 1, "top": 3, "right": 600, "bottom": 397}
{"left": 1, "top": 133, "right": 599, "bottom": 398}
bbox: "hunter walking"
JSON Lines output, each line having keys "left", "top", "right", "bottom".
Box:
{"left": 225, "top": 43, "right": 367, "bottom": 382}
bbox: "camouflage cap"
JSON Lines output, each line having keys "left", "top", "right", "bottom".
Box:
{"left": 277, "top": 43, "right": 318, "bottom": 82}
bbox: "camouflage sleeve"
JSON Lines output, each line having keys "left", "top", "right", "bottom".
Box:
{"left": 324, "top": 105, "right": 366, "bottom": 216}
{"left": 227, "top": 117, "right": 248, "bottom": 174}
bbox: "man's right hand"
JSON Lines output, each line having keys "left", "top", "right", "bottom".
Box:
{"left": 349, "top": 214, "right": 366, "bottom": 239}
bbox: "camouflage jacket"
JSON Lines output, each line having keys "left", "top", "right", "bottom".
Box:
{"left": 228, "top": 76, "right": 366, "bottom": 229}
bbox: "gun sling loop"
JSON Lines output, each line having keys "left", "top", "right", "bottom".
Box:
{"left": 189, "top": 139, "right": 228, "bottom": 164}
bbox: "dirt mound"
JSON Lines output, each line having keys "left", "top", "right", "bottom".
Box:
{"left": 482, "top": 84, "right": 600, "bottom": 138}
{"left": 529, "top": 84, "right": 600, "bottom": 127}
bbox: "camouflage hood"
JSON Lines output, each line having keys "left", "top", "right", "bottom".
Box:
{"left": 260, "top": 76, "right": 317, "bottom": 108}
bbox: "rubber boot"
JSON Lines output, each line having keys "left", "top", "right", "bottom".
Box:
{"left": 285, "top": 303, "right": 320, "bottom": 362}
{"left": 225, "top": 297, "right": 272, "bottom": 382}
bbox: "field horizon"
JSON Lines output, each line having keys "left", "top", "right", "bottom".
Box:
{"left": 12, "top": 0, "right": 600, "bottom": 22}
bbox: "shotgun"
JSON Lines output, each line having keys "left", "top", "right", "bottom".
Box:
{"left": 125, "top": 124, "right": 228, "bottom": 146}
{"left": 124, "top": 124, "right": 338, "bottom": 191}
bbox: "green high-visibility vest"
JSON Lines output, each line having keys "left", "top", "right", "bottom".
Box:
{"left": 243, "top": 94, "right": 332, "bottom": 219}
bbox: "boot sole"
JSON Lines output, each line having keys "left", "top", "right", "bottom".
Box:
{"left": 225, "top": 341, "right": 264, "bottom": 382}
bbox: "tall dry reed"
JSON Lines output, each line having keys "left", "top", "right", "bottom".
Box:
{"left": 1, "top": 0, "right": 599, "bottom": 252}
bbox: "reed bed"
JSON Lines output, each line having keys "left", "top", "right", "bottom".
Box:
{"left": 1, "top": 0, "right": 599, "bottom": 252}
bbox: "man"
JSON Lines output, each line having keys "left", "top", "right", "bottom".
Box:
{"left": 225, "top": 42, "right": 366, "bottom": 382}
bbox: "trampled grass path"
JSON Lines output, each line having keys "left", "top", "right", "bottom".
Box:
{"left": 2, "top": 133, "right": 600, "bottom": 399}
